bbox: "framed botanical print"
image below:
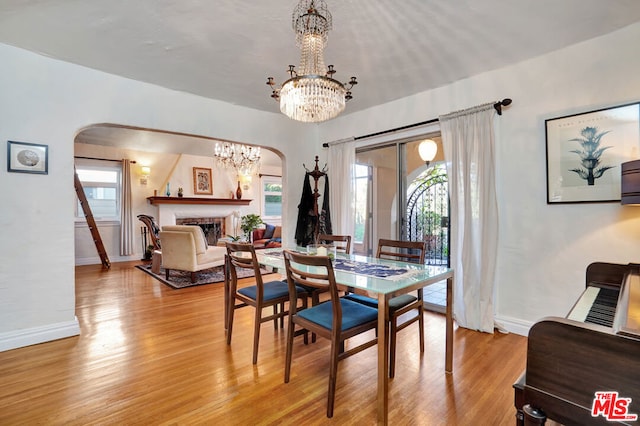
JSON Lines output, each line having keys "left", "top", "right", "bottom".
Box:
{"left": 546, "top": 102, "right": 640, "bottom": 204}
{"left": 193, "top": 167, "right": 213, "bottom": 195}
{"left": 7, "top": 141, "right": 48, "bottom": 174}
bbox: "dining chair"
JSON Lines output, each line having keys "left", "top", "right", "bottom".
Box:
{"left": 296, "top": 235, "right": 351, "bottom": 342}
{"left": 282, "top": 249, "right": 378, "bottom": 418}
{"left": 345, "top": 238, "right": 427, "bottom": 378}
{"left": 317, "top": 233, "right": 352, "bottom": 254}
{"left": 225, "top": 242, "right": 308, "bottom": 364}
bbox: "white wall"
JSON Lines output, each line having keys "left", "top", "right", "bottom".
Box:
{"left": 3, "top": 22, "right": 639, "bottom": 351}
{"left": 320, "top": 23, "right": 640, "bottom": 334}
{"left": 0, "top": 43, "right": 315, "bottom": 351}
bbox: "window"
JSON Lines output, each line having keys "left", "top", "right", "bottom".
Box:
{"left": 261, "top": 176, "right": 282, "bottom": 219}
{"left": 75, "top": 162, "right": 121, "bottom": 222}
{"left": 354, "top": 164, "right": 371, "bottom": 244}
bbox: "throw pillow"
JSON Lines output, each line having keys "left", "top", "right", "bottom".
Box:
{"left": 263, "top": 224, "right": 276, "bottom": 239}
{"left": 254, "top": 229, "right": 265, "bottom": 240}
{"left": 273, "top": 226, "right": 282, "bottom": 238}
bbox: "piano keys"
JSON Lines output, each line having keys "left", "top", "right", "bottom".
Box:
{"left": 567, "top": 286, "right": 619, "bottom": 327}
{"left": 514, "top": 262, "right": 640, "bottom": 426}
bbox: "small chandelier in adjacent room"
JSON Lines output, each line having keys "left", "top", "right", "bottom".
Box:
{"left": 214, "top": 142, "right": 261, "bottom": 176}
{"left": 266, "top": 0, "right": 357, "bottom": 123}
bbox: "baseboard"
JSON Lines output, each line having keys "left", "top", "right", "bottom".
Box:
{"left": 75, "top": 254, "right": 142, "bottom": 266}
{"left": 0, "top": 317, "right": 80, "bottom": 352}
{"left": 494, "top": 315, "right": 533, "bottom": 337}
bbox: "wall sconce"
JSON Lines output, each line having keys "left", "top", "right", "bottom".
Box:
{"left": 418, "top": 139, "right": 438, "bottom": 166}
{"left": 240, "top": 174, "right": 252, "bottom": 191}
{"left": 140, "top": 166, "right": 151, "bottom": 185}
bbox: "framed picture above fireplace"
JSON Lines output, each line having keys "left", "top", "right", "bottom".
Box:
{"left": 193, "top": 167, "right": 213, "bottom": 195}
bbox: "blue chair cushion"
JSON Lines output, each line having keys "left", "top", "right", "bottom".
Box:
{"left": 297, "top": 298, "right": 378, "bottom": 331}
{"left": 238, "top": 280, "right": 305, "bottom": 301}
{"left": 344, "top": 293, "right": 418, "bottom": 312}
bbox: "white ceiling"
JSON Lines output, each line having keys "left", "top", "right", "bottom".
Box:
{"left": 3, "top": 1, "right": 640, "bottom": 161}
{"left": 2, "top": 0, "right": 640, "bottom": 117}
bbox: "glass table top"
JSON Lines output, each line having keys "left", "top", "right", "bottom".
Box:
{"left": 254, "top": 247, "right": 452, "bottom": 296}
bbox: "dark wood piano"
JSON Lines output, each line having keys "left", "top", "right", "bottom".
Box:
{"left": 514, "top": 262, "right": 640, "bottom": 425}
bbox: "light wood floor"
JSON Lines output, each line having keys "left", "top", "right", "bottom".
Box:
{"left": 0, "top": 261, "right": 527, "bottom": 425}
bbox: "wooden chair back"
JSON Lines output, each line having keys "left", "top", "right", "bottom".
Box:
{"left": 283, "top": 250, "right": 341, "bottom": 319}
{"left": 376, "top": 238, "right": 426, "bottom": 264}
{"left": 226, "top": 242, "right": 265, "bottom": 293}
{"left": 317, "top": 234, "right": 352, "bottom": 254}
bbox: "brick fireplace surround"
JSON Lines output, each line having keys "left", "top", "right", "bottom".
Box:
{"left": 146, "top": 196, "right": 251, "bottom": 245}
{"left": 175, "top": 217, "right": 225, "bottom": 245}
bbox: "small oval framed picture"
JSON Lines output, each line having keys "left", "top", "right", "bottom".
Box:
{"left": 7, "top": 141, "right": 48, "bottom": 174}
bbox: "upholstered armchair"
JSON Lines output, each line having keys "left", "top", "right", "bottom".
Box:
{"left": 159, "top": 225, "right": 226, "bottom": 283}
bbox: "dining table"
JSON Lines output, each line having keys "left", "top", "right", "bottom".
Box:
{"left": 224, "top": 247, "right": 454, "bottom": 425}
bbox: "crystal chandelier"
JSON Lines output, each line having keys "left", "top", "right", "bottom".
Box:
{"left": 266, "top": 0, "right": 357, "bottom": 123}
{"left": 214, "top": 142, "right": 261, "bottom": 176}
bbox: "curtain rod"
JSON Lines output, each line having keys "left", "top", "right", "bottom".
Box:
{"left": 322, "top": 98, "right": 512, "bottom": 148}
{"left": 258, "top": 173, "right": 282, "bottom": 178}
{"left": 74, "top": 156, "right": 136, "bottom": 164}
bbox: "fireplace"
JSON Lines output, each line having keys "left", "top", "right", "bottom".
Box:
{"left": 176, "top": 217, "right": 226, "bottom": 245}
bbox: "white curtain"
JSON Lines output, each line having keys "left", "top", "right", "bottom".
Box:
{"left": 120, "top": 159, "right": 134, "bottom": 256}
{"left": 327, "top": 138, "right": 356, "bottom": 237}
{"left": 440, "top": 103, "right": 498, "bottom": 333}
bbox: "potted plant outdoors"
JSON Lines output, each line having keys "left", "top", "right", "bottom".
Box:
{"left": 240, "top": 214, "right": 264, "bottom": 242}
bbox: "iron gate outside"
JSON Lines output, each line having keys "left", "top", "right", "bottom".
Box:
{"left": 405, "top": 165, "right": 449, "bottom": 266}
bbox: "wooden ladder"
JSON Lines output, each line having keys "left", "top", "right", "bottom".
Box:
{"left": 74, "top": 167, "right": 111, "bottom": 269}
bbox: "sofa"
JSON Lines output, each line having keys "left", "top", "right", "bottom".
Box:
{"left": 252, "top": 224, "right": 282, "bottom": 249}
{"left": 159, "top": 225, "right": 227, "bottom": 282}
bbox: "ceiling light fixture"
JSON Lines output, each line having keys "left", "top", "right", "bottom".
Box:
{"left": 266, "top": 0, "right": 357, "bottom": 123}
{"left": 418, "top": 139, "right": 438, "bottom": 165}
{"left": 214, "top": 142, "right": 261, "bottom": 176}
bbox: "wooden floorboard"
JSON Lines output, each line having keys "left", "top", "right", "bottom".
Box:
{"left": 0, "top": 261, "right": 528, "bottom": 425}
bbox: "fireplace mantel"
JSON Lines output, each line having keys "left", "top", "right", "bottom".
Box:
{"left": 146, "top": 196, "right": 251, "bottom": 206}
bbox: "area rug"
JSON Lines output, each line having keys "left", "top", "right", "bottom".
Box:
{"left": 135, "top": 264, "right": 270, "bottom": 289}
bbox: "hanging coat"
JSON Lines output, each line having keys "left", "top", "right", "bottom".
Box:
{"left": 318, "top": 175, "right": 332, "bottom": 236}
{"left": 295, "top": 174, "right": 317, "bottom": 246}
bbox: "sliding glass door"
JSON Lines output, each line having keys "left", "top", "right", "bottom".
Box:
{"left": 354, "top": 145, "right": 397, "bottom": 256}
{"left": 354, "top": 136, "right": 449, "bottom": 309}
{"left": 353, "top": 164, "right": 373, "bottom": 256}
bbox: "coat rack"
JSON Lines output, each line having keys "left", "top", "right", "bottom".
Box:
{"left": 304, "top": 156, "right": 327, "bottom": 221}
{"left": 303, "top": 156, "right": 328, "bottom": 242}
{"left": 295, "top": 155, "right": 331, "bottom": 246}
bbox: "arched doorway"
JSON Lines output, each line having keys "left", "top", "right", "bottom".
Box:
{"left": 73, "top": 124, "right": 284, "bottom": 265}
